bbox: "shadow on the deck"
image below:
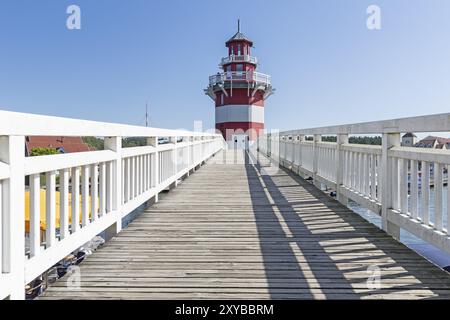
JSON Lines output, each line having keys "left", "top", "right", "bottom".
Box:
{"left": 245, "top": 150, "right": 450, "bottom": 299}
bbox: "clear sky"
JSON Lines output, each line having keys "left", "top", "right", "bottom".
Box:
{"left": 1, "top": 0, "right": 450, "bottom": 132}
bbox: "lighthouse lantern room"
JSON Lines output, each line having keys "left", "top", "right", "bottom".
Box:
{"left": 205, "top": 21, "right": 274, "bottom": 148}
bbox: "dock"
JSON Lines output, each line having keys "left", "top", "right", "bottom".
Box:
{"left": 39, "top": 150, "right": 450, "bottom": 300}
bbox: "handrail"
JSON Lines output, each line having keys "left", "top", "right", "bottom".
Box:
{"left": 258, "top": 113, "right": 450, "bottom": 265}
{"left": 0, "top": 109, "right": 225, "bottom": 299}
{"left": 0, "top": 110, "right": 217, "bottom": 137}
{"left": 280, "top": 112, "right": 450, "bottom": 135}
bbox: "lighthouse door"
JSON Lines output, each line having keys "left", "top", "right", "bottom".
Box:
{"left": 232, "top": 134, "right": 249, "bottom": 150}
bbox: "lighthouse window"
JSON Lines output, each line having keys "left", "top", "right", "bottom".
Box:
{"left": 236, "top": 64, "right": 243, "bottom": 72}
{"left": 237, "top": 44, "right": 241, "bottom": 55}
{"left": 220, "top": 93, "right": 224, "bottom": 105}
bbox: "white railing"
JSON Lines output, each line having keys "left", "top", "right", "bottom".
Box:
{"left": 258, "top": 113, "right": 450, "bottom": 257}
{"left": 0, "top": 110, "right": 224, "bottom": 300}
{"left": 209, "top": 71, "right": 271, "bottom": 87}
{"left": 221, "top": 55, "right": 258, "bottom": 65}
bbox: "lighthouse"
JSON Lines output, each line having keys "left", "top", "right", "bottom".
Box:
{"left": 205, "top": 21, "right": 274, "bottom": 148}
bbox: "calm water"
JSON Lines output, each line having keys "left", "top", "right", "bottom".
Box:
{"left": 348, "top": 186, "right": 450, "bottom": 268}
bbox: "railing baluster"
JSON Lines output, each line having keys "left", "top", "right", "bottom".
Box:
{"left": 99, "top": 162, "right": 106, "bottom": 217}
{"left": 125, "top": 158, "right": 130, "bottom": 203}
{"left": 370, "top": 154, "right": 376, "bottom": 199}
{"left": 345, "top": 151, "right": 350, "bottom": 187}
{"left": 410, "top": 160, "right": 418, "bottom": 220}
{"left": 137, "top": 156, "right": 141, "bottom": 195}
{"left": 142, "top": 155, "right": 146, "bottom": 191}
{"left": 364, "top": 154, "right": 370, "bottom": 196}
{"left": 106, "top": 162, "right": 113, "bottom": 212}
{"left": 434, "top": 163, "right": 443, "bottom": 231}
{"left": 91, "top": 164, "right": 98, "bottom": 221}
{"left": 376, "top": 155, "right": 381, "bottom": 201}
{"left": 358, "top": 153, "right": 364, "bottom": 194}
{"left": 447, "top": 164, "right": 450, "bottom": 233}
{"left": 422, "top": 161, "right": 430, "bottom": 225}
{"left": 71, "top": 167, "right": 80, "bottom": 233}
{"left": 29, "top": 174, "right": 41, "bottom": 257}
{"left": 353, "top": 152, "right": 358, "bottom": 190}
{"left": 400, "top": 159, "right": 408, "bottom": 214}
{"left": 81, "top": 165, "right": 90, "bottom": 227}
{"left": 131, "top": 157, "right": 136, "bottom": 199}
{"left": 60, "top": 168, "right": 70, "bottom": 239}
{"left": 45, "top": 171, "right": 56, "bottom": 247}
{"left": 143, "top": 155, "right": 148, "bottom": 192}
{"left": 391, "top": 157, "right": 399, "bottom": 210}
{"left": 135, "top": 156, "right": 139, "bottom": 197}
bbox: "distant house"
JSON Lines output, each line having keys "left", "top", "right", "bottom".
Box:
{"left": 414, "top": 136, "right": 450, "bottom": 150}
{"left": 401, "top": 132, "right": 417, "bottom": 147}
{"left": 25, "top": 136, "right": 95, "bottom": 156}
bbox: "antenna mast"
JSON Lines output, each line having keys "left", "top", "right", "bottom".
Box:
{"left": 145, "top": 101, "right": 149, "bottom": 127}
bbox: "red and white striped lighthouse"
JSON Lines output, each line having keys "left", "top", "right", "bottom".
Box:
{"left": 205, "top": 21, "right": 274, "bottom": 148}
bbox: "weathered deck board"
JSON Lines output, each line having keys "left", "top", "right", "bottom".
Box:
{"left": 39, "top": 150, "right": 450, "bottom": 300}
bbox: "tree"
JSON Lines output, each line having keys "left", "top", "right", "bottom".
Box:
{"left": 29, "top": 147, "right": 59, "bottom": 157}
{"left": 122, "top": 137, "right": 147, "bottom": 148}
{"left": 82, "top": 137, "right": 104, "bottom": 150}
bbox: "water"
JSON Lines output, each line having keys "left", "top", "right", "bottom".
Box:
{"left": 348, "top": 186, "right": 450, "bottom": 268}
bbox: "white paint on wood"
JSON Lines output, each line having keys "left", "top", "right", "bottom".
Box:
{"left": 29, "top": 174, "right": 41, "bottom": 257}
{"left": 45, "top": 171, "right": 56, "bottom": 248}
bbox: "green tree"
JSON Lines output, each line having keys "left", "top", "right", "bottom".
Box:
{"left": 82, "top": 137, "right": 104, "bottom": 150}
{"left": 29, "top": 147, "right": 59, "bottom": 157}
{"left": 122, "top": 137, "right": 147, "bottom": 148}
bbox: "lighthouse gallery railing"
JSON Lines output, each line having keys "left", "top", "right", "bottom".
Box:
{"left": 258, "top": 113, "right": 450, "bottom": 257}
{"left": 221, "top": 55, "right": 258, "bottom": 65}
{"left": 0, "top": 110, "right": 224, "bottom": 299}
{"left": 209, "top": 71, "right": 271, "bottom": 87}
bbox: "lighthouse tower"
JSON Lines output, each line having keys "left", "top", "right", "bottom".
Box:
{"left": 205, "top": 21, "right": 274, "bottom": 148}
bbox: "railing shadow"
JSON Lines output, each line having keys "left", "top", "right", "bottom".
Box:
{"left": 244, "top": 151, "right": 450, "bottom": 299}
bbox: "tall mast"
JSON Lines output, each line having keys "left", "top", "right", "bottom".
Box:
{"left": 145, "top": 101, "right": 149, "bottom": 127}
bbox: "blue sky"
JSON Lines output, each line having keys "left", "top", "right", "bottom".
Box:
{"left": 1, "top": 1, "right": 450, "bottom": 132}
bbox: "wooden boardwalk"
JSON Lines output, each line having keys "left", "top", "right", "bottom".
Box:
{"left": 40, "top": 150, "right": 450, "bottom": 299}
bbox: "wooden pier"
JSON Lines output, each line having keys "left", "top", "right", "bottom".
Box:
{"left": 40, "top": 150, "right": 450, "bottom": 300}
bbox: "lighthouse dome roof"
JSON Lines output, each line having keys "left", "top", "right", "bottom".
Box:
{"left": 226, "top": 32, "right": 253, "bottom": 46}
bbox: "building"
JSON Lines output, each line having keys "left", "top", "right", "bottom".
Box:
{"left": 205, "top": 21, "right": 274, "bottom": 148}
{"left": 401, "top": 132, "right": 417, "bottom": 147}
{"left": 25, "top": 136, "right": 95, "bottom": 156}
{"left": 414, "top": 136, "right": 450, "bottom": 150}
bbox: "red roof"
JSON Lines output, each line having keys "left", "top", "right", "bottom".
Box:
{"left": 415, "top": 136, "right": 450, "bottom": 149}
{"left": 26, "top": 136, "right": 95, "bottom": 154}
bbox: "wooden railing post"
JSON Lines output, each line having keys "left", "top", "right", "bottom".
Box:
{"left": 381, "top": 132, "right": 401, "bottom": 239}
{"left": 147, "top": 137, "right": 159, "bottom": 202}
{"left": 313, "top": 134, "right": 322, "bottom": 188}
{"left": 104, "top": 136, "right": 122, "bottom": 240}
{"left": 186, "top": 136, "right": 191, "bottom": 177}
{"left": 170, "top": 136, "right": 178, "bottom": 187}
{"left": 0, "top": 136, "right": 25, "bottom": 299}
{"left": 336, "top": 134, "right": 349, "bottom": 205}
{"left": 292, "top": 135, "right": 299, "bottom": 172}
{"left": 298, "top": 134, "right": 305, "bottom": 175}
